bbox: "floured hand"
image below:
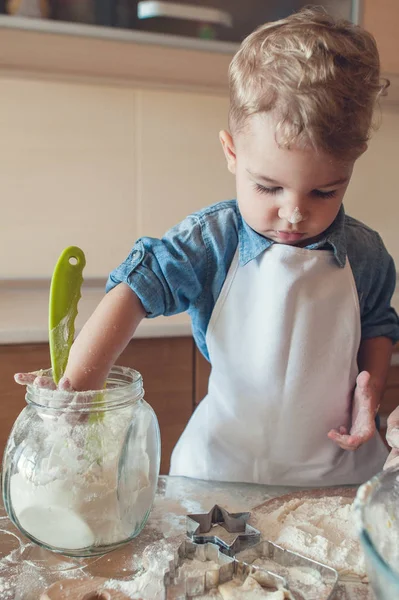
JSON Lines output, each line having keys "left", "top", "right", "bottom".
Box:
{"left": 384, "top": 406, "right": 399, "bottom": 469}
{"left": 14, "top": 371, "right": 89, "bottom": 427}
{"left": 14, "top": 371, "right": 73, "bottom": 392}
{"left": 328, "top": 371, "right": 376, "bottom": 451}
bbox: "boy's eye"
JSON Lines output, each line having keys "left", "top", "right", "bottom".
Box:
{"left": 253, "top": 183, "right": 338, "bottom": 199}
{"left": 312, "top": 189, "right": 337, "bottom": 199}
{"left": 254, "top": 183, "right": 282, "bottom": 195}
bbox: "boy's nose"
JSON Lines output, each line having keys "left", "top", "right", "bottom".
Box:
{"left": 278, "top": 206, "right": 306, "bottom": 224}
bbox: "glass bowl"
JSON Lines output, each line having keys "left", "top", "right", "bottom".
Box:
{"left": 354, "top": 467, "right": 399, "bottom": 599}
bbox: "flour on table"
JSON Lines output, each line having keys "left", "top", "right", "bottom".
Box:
{"left": 0, "top": 576, "right": 14, "bottom": 600}
{"left": 252, "top": 496, "right": 366, "bottom": 577}
{"left": 186, "top": 575, "right": 292, "bottom": 600}
{"left": 177, "top": 557, "right": 222, "bottom": 590}
{"left": 104, "top": 538, "right": 177, "bottom": 599}
{"left": 179, "top": 557, "right": 220, "bottom": 575}
{"left": 252, "top": 558, "right": 332, "bottom": 600}
{"left": 104, "top": 571, "right": 165, "bottom": 600}
{"left": 218, "top": 575, "right": 292, "bottom": 599}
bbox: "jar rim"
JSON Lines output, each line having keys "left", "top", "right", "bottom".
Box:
{"left": 25, "top": 365, "right": 144, "bottom": 412}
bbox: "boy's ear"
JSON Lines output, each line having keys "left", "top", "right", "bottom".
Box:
{"left": 358, "top": 143, "right": 368, "bottom": 157}
{"left": 219, "top": 130, "right": 236, "bottom": 174}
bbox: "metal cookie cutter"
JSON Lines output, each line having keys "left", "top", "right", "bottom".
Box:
{"left": 163, "top": 539, "right": 289, "bottom": 599}
{"left": 236, "top": 540, "right": 339, "bottom": 600}
{"left": 186, "top": 505, "right": 261, "bottom": 557}
{"left": 164, "top": 540, "right": 234, "bottom": 598}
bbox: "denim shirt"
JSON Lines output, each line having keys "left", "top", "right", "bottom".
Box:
{"left": 107, "top": 201, "right": 399, "bottom": 360}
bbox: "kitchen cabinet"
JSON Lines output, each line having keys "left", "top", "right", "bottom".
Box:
{"left": 363, "top": 0, "right": 399, "bottom": 73}
{"left": 118, "top": 337, "right": 194, "bottom": 474}
{"left": 194, "top": 347, "right": 211, "bottom": 406}
{"left": 0, "top": 337, "right": 194, "bottom": 475}
{"left": 0, "top": 17, "right": 234, "bottom": 93}
{"left": 134, "top": 0, "right": 354, "bottom": 43}
{"left": 0, "top": 343, "right": 51, "bottom": 471}
{"left": 2, "top": 339, "right": 398, "bottom": 475}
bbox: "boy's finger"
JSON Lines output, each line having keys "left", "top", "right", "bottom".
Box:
{"left": 14, "top": 373, "right": 37, "bottom": 385}
{"left": 328, "top": 430, "right": 364, "bottom": 450}
{"left": 14, "top": 372, "right": 57, "bottom": 390}
{"left": 33, "top": 376, "right": 57, "bottom": 390}
{"left": 386, "top": 426, "right": 399, "bottom": 449}
{"left": 328, "top": 426, "right": 348, "bottom": 436}
{"left": 58, "top": 377, "right": 74, "bottom": 392}
{"left": 387, "top": 406, "right": 399, "bottom": 427}
{"left": 355, "top": 370, "right": 372, "bottom": 401}
{"left": 384, "top": 448, "right": 399, "bottom": 470}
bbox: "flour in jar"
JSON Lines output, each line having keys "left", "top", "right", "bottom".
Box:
{"left": 252, "top": 496, "right": 366, "bottom": 577}
{"left": 9, "top": 402, "right": 154, "bottom": 551}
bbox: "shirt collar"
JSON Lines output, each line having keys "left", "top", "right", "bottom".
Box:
{"left": 237, "top": 204, "right": 347, "bottom": 268}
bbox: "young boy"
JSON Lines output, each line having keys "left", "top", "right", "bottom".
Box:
{"left": 17, "top": 8, "right": 399, "bottom": 486}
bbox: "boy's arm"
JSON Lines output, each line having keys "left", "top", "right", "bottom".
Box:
{"left": 328, "top": 230, "right": 398, "bottom": 451}
{"left": 328, "top": 336, "right": 393, "bottom": 450}
{"left": 357, "top": 336, "right": 393, "bottom": 409}
{"left": 64, "top": 283, "right": 146, "bottom": 391}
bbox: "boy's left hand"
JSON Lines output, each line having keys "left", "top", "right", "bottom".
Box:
{"left": 328, "top": 371, "right": 377, "bottom": 451}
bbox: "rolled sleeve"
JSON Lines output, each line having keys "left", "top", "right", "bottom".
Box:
{"left": 361, "top": 237, "right": 399, "bottom": 343}
{"left": 106, "top": 215, "right": 208, "bottom": 318}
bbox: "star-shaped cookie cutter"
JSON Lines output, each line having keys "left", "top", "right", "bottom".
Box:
{"left": 163, "top": 539, "right": 289, "bottom": 599}
{"left": 186, "top": 505, "right": 261, "bottom": 557}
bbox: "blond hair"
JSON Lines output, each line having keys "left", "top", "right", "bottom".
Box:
{"left": 229, "top": 7, "right": 388, "bottom": 159}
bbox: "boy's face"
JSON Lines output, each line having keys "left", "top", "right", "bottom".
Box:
{"left": 220, "top": 113, "right": 356, "bottom": 245}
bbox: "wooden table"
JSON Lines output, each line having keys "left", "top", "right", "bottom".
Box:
{"left": 0, "top": 475, "right": 298, "bottom": 599}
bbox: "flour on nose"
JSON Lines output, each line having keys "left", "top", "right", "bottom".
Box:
{"left": 288, "top": 207, "right": 303, "bottom": 224}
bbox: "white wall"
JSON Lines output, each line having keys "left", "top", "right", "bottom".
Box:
{"left": 0, "top": 74, "right": 398, "bottom": 280}
{"left": 345, "top": 109, "right": 399, "bottom": 265}
{"left": 0, "top": 76, "right": 234, "bottom": 280}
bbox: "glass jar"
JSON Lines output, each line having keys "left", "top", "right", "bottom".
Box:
{"left": 354, "top": 468, "right": 399, "bottom": 599}
{"left": 2, "top": 366, "right": 160, "bottom": 557}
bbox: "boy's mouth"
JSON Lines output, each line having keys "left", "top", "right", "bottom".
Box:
{"left": 275, "top": 230, "right": 306, "bottom": 243}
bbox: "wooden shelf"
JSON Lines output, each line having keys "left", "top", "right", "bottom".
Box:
{"left": 0, "top": 15, "right": 397, "bottom": 103}
{"left": 0, "top": 15, "right": 236, "bottom": 93}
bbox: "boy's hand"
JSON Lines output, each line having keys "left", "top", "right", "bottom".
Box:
{"left": 384, "top": 406, "right": 399, "bottom": 469}
{"left": 328, "top": 371, "right": 377, "bottom": 451}
{"left": 14, "top": 371, "right": 73, "bottom": 392}
{"left": 14, "top": 372, "right": 89, "bottom": 428}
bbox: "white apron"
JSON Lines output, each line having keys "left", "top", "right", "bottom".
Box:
{"left": 170, "top": 245, "right": 388, "bottom": 485}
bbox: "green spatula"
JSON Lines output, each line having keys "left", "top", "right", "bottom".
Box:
{"left": 49, "top": 246, "right": 86, "bottom": 385}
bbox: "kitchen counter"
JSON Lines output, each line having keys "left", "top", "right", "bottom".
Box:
{"left": 0, "top": 283, "right": 192, "bottom": 344}
{"left": 2, "top": 281, "right": 399, "bottom": 367}
{"left": 0, "top": 475, "right": 371, "bottom": 600}
{"left": 0, "top": 475, "right": 301, "bottom": 599}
